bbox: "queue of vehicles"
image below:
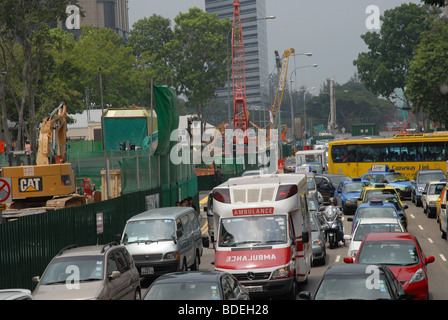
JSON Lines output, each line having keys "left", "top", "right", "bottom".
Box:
{"left": 9, "top": 151, "right": 447, "bottom": 300}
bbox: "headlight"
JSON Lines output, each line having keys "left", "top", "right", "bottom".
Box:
{"left": 164, "top": 252, "right": 180, "bottom": 259}
{"left": 417, "top": 187, "right": 424, "bottom": 192}
{"left": 346, "top": 198, "right": 356, "bottom": 204}
{"left": 271, "top": 265, "right": 292, "bottom": 279}
{"left": 409, "top": 268, "right": 426, "bottom": 284}
{"left": 312, "top": 239, "right": 322, "bottom": 246}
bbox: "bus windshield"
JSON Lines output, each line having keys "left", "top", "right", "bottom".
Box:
{"left": 218, "top": 215, "right": 288, "bottom": 247}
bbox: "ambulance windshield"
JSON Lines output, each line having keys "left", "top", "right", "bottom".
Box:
{"left": 218, "top": 215, "right": 287, "bottom": 247}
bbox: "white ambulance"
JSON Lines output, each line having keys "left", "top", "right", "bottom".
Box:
{"left": 212, "top": 174, "right": 312, "bottom": 299}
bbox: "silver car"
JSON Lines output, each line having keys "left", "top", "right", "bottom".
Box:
{"left": 32, "top": 243, "right": 141, "bottom": 300}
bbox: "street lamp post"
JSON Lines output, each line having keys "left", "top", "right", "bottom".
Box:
{"left": 289, "top": 64, "right": 318, "bottom": 149}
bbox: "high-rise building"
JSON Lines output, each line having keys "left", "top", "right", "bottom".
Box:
{"left": 205, "top": 0, "right": 269, "bottom": 111}
{"left": 62, "top": 0, "right": 129, "bottom": 39}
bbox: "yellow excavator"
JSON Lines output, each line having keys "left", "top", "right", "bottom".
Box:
{"left": 1, "top": 103, "right": 85, "bottom": 209}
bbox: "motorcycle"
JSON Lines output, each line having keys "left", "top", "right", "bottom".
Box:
{"left": 319, "top": 204, "right": 343, "bottom": 249}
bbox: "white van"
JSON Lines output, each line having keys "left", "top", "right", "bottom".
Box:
{"left": 212, "top": 174, "right": 312, "bottom": 299}
{"left": 119, "top": 207, "right": 203, "bottom": 276}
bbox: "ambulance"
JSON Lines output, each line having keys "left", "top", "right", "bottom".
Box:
{"left": 212, "top": 174, "right": 312, "bottom": 299}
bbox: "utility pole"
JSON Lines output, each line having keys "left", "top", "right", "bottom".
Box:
{"left": 328, "top": 78, "right": 337, "bottom": 135}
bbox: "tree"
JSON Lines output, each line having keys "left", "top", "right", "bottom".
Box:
{"left": 422, "top": 0, "right": 447, "bottom": 6}
{"left": 0, "top": 0, "right": 78, "bottom": 151}
{"left": 353, "top": 3, "right": 440, "bottom": 109}
{"left": 306, "top": 77, "right": 395, "bottom": 133}
{"left": 168, "top": 8, "right": 231, "bottom": 133}
{"left": 406, "top": 19, "right": 448, "bottom": 127}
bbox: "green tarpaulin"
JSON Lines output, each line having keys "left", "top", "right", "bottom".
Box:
{"left": 153, "top": 85, "right": 179, "bottom": 156}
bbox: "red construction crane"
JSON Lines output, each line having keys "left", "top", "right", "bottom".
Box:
{"left": 232, "top": 0, "right": 249, "bottom": 136}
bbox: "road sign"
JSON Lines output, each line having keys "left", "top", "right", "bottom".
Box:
{"left": 0, "top": 178, "right": 12, "bottom": 204}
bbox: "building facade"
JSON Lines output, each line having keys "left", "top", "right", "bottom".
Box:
{"left": 205, "top": 0, "right": 269, "bottom": 110}
{"left": 62, "top": 0, "right": 129, "bottom": 39}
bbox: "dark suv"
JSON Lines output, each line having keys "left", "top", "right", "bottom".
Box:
{"left": 315, "top": 174, "right": 351, "bottom": 204}
{"left": 32, "top": 243, "right": 141, "bottom": 300}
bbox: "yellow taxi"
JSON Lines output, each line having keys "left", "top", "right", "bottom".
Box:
{"left": 357, "top": 184, "right": 404, "bottom": 208}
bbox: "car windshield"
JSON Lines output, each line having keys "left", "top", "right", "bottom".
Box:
{"left": 357, "top": 240, "right": 420, "bottom": 266}
{"left": 343, "top": 182, "right": 364, "bottom": 193}
{"left": 329, "top": 175, "right": 351, "bottom": 186}
{"left": 40, "top": 256, "right": 104, "bottom": 284}
{"left": 365, "top": 189, "right": 397, "bottom": 199}
{"left": 285, "top": 157, "right": 296, "bottom": 166}
{"left": 417, "top": 172, "right": 446, "bottom": 184}
{"left": 355, "top": 207, "right": 398, "bottom": 222}
{"left": 428, "top": 183, "right": 445, "bottom": 195}
{"left": 315, "top": 274, "right": 392, "bottom": 300}
{"left": 219, "top": 215, "right": 287, "bottom": 247}
{"left": 386, "top": 173, "right": 409, "bottom": 182}
{"left": 145, "top": 282, "right": 222, "bottom": 300}
{"left": 310, "top": 215, "right": 320, "bottom": 232}
{"left": 353, "top": 223, "right": 402, "bottom": 241}
{"left": 123, "top": 219, "right": 175, "bottom": 244}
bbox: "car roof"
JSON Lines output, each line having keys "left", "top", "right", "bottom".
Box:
{"left": 358, "top": 201, "right": 396, "bottom": 208}
{"left": 425, "top": 181, "right": 446, "bottom": 185}
{"left": 54, "top": 243, "right": 121, "bottom": 258}
{"left": 356, "top": 218, "right": 401, "bottom": 225}
{"left": 324, "top": 263, "right": 386, "bottom": 276}
{"left": 362, "top": 232, "right": 413, "bottom": 242}
{"left": 150, "top": 271, "right": 224, "bottom": 284}
{"left": 127, "top": 206, "right": 195, "bottom": 222}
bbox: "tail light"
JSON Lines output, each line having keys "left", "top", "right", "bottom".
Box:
{"left": 213, "top": 189, "right": 231, "bottom": 203}
{"left": 275, "top": 185, "right": 298, "bottom": 201}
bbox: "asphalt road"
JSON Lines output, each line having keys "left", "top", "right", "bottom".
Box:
{"left": 195, "top": 193, "right": 448, "bottom": 300}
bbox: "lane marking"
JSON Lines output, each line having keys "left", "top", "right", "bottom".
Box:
{"left": 418, "top": 225, "right": 424, "bottom": 230}
{"left": 410, "top": 214, "right": 415, "bottom": 219}
{"left": 335, "top": 255, "right": 341, "bottom": 263}
{"left": 428, "top": 238, "right": 434, "bottom": 244}
{"left": 440, "top": 254, "right": 447, "bottom": 262}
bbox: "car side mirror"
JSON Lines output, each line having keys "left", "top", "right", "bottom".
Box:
{"left": 109, "top": 270, "right": 121, "bottom": 280}
{"left": 442, "top": 204, "right": 447, "bottom": 209}
{"left": 425, "top": 256, "right": 435, "bottom": 265}
{"left": 403, "top": 205, "right": 408, "bottom": 210}
{"left": 347, "top": 217, "right": 353, "bottom": 222}
{"left": 32, "top": 276, "right": 40, "bottom": 284}
{"left": 176, "top": 230, "right": 183, "bottom": 238}
{"left": 298, "top": 291, "right": 312, "bottom": 300}
{"left": 203, "top": 206, "right": 207, "bottom": 212}
{"left": 302, "top": 231, "right": 310, "bottom": 244}
{"left": 343, "top": 257, "right": 354, "bottom": 264}
{"left": 115, "top": 234, "right": 122, "bottom": 244}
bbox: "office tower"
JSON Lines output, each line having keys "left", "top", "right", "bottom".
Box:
{"left": 205, "top": 0, "right": 269, "bottom": 111}
{"left": 62, "top": 0, "right": 129, "bottom": 39}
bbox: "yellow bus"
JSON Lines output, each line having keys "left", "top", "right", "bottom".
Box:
{"left": 328, "top": 132, "right": 448, "bottom": 180}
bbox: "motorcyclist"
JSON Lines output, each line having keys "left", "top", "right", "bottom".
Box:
{"left": 329, "top": 198, "right": 347, "bottom": 247}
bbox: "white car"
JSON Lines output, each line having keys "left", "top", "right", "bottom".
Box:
{"left": 421, "top": 181, "right": 446, "bottom": 218}
{"left": 344, "top": 218, "right": 405, "bottom": 259}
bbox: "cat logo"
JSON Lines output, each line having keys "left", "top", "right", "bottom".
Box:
{"left": 19, "top": 177, "right": 43, "bottom": 192}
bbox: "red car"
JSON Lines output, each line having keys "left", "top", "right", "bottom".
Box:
{"left": 344, "top": 232, "right": 435, "bottom": 300}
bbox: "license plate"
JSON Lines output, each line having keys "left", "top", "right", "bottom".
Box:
{"left": 141, "top": 267, "right": 154, "bottom": 275}
{"left": 244, "top": 286, "right": 263, "bottom": 293}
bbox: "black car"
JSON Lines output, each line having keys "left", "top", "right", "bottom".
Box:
{"left": 315, "top": 174, "right": 351, "bottom": 204}
{"left": 143, "top": 271, "right": 250, "bottom": 300}
{"left": 299, "top": 264, "right": 409, "bottom": 300}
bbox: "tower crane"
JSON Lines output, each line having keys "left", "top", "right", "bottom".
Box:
{"left": 231, "top": 0, "right": 249, "bottom": 138}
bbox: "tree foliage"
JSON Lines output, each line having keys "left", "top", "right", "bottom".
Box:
{"left": 306, "top": 77, "right": 395, "bottom": 133}
{"left": 406, "top": 19, "right": 448, "bottom": 127}
{"left": 353, "top": 3, "right": 440, "bottom": 108}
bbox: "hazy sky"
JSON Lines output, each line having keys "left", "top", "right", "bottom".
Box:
{"left": 128, "top": 0, "right": 420, "bottom": 94}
